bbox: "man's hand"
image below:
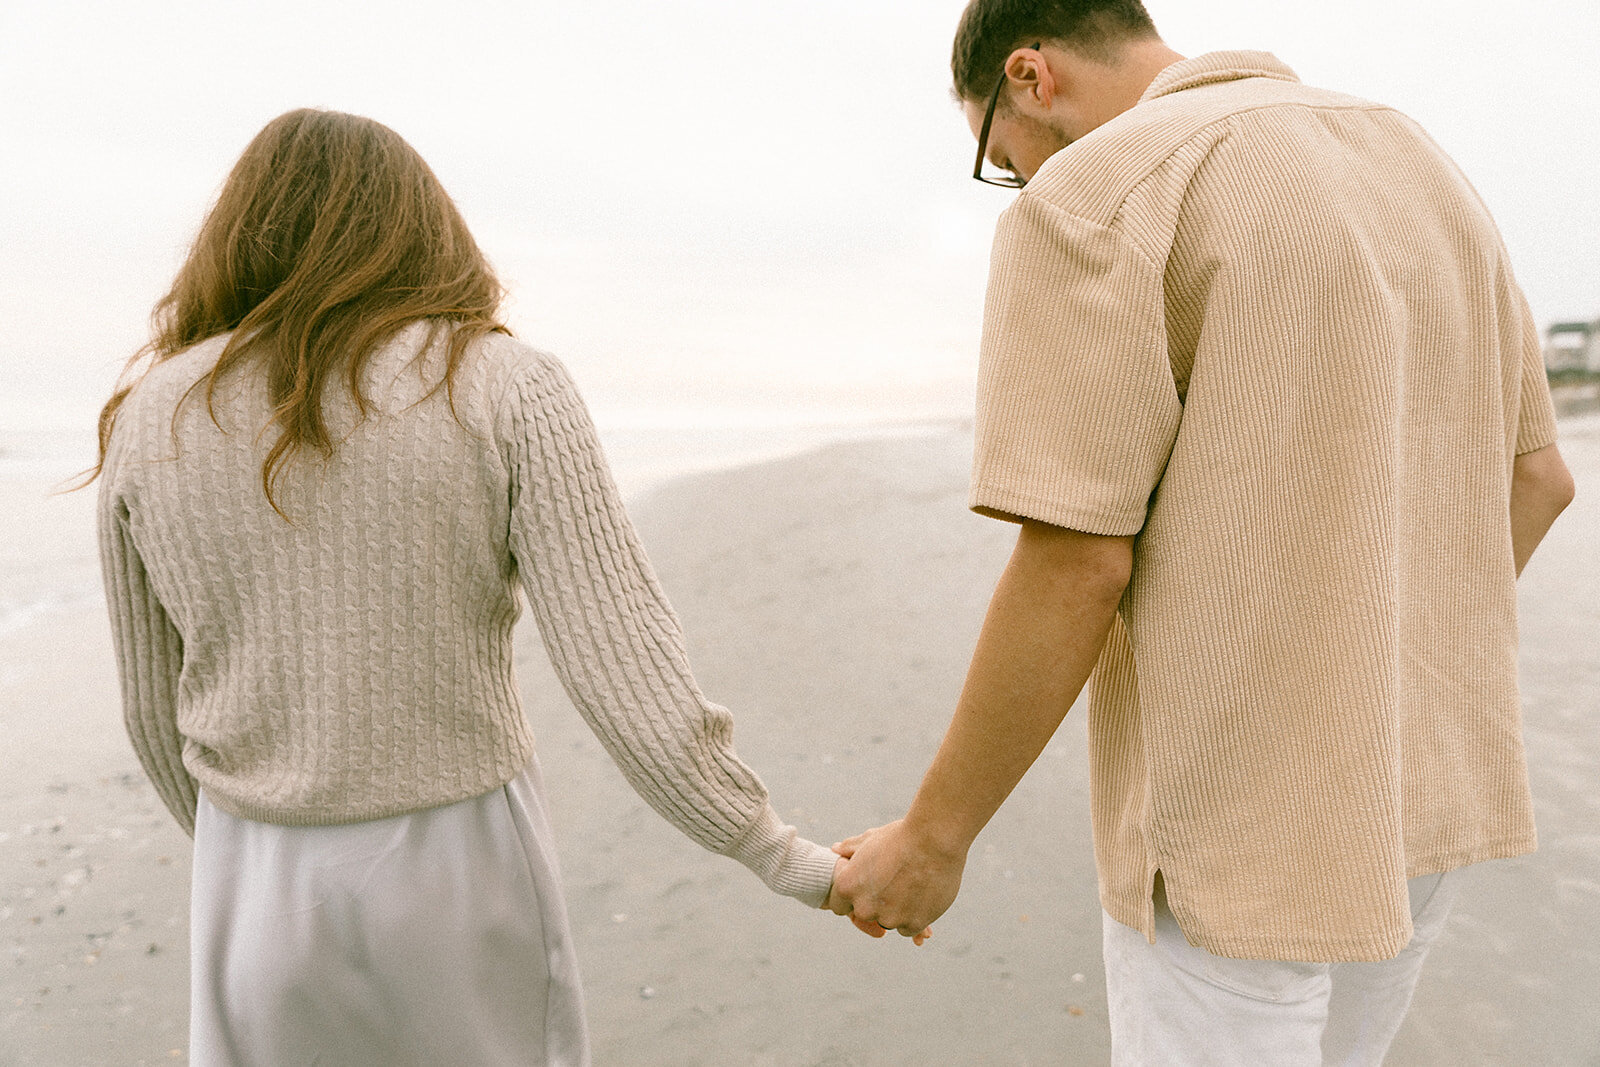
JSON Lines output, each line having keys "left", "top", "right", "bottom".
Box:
{"left": 825, "top": 821, "right": 955, "bottom": 945}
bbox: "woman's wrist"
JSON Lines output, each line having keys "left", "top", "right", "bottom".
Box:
{"left": 722, "top": 804, "right": 837, "bottom": 908}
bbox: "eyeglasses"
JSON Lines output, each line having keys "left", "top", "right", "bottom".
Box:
{"left": 972, "top": 42, "right": 1040, "bottom": 188}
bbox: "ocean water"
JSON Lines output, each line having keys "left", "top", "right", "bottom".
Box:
{"left": 0, "top": 408, "right": 969, "bottom": 644}
{"left": 0, "top": 423, "right": 103, "bottom": 643}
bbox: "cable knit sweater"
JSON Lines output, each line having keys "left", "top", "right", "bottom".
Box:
{"left": 96, "top": 321, "right": 837, "bottom": 908}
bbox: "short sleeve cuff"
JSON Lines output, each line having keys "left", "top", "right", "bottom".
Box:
{"left": 969, "top": 480, "right": 1149, "bottom": 535}
{"left": 1514, "top": 396, "right": 1559, "bottom": 456}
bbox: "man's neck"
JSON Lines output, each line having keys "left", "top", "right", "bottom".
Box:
{"left": 1081, "top": 39, "right": 1187, "bottom": 130}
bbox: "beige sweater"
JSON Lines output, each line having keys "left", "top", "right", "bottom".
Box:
{"left": 97, "top": 322, "right": 836, "bottom": 908}
{"left": 971, "top": 53, "right": 1559, "bottom": 960}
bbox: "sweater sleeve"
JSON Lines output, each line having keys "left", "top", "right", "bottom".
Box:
{"left": 97, "top": 480, "right": 199, "bottom": 837}
{"left": 494, "top": 355, "right": 837, "bottom": 908}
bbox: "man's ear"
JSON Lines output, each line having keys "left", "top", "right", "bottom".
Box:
{"left": 1004, "top": 46, "right": 1057, "bottom": 111}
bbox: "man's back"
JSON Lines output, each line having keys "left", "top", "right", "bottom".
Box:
{"left": 833, "top": 11, "right": 1574, "bottom": 1061}
{"left": 969, "top": 51, "right": 1558, "bottom": 960}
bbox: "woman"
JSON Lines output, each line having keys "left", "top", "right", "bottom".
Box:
{"left": 87, "top": 108, "right": 842, "bottom": 1066}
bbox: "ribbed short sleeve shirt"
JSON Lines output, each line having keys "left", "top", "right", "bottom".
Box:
{"left": 969, "top": 52, "right": 1559, "bottom": 961}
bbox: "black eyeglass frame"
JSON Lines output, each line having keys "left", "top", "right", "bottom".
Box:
{"left": 972, "top": 42, "right": 1042, "bottom": 188}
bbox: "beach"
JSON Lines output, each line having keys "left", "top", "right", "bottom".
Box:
{"left": 3, "top": 418, "right": 1598, "bottom": 1066}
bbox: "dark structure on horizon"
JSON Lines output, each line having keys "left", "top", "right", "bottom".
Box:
{"left": 1544, "top": 318, "right": 1600, "bottom": 376}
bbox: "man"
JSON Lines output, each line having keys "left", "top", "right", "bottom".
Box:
{"left": 826, "top": 1, "right": 1575, "bottom": 1061}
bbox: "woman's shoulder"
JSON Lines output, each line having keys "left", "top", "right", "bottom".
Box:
{"left": 109, "top": 334, "right": 234, "bottom": 446}
{"left": 125, "top": 334, "right": 233, "bottom": 406}
{"left": 465, "top": 330, "right": 583, "bottom": 412}
{"left": 468, "top": 329, "right": 567, "bottom": 381}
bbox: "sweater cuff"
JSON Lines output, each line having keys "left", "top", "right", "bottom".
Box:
{"left": 722, "top": 804, "right": 839, "bottom": 909}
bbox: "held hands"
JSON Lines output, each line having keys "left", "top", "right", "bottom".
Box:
{"left": 822, "top": 819, "right": 967, "bottom": 947}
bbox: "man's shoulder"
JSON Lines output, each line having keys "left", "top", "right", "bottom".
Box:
{"left": 1024, "top": 68, "right": 1393, "bottom": 229}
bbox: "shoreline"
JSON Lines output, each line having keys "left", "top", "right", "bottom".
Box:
{"left": 0, "top": 413, "right": 973, "bottom": 645}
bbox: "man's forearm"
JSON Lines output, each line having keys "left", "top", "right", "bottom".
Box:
{"left": 901, "top": 521, "right": 1132, "bottom": 858}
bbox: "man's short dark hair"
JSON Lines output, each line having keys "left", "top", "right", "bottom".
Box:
{"left": 951, "top": 0, "right": 1160, "bottom": 102}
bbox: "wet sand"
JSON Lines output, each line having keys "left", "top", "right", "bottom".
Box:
{"left": 3, "top": 421, "right": 1597, "bottom": 1065}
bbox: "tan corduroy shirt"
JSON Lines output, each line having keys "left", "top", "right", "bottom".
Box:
{"left": 970, "top": 52, "right": 1559, "bottom": 961}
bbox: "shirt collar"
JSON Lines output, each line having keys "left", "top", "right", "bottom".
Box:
{"left": 1138, "top": 50, "right": 1300, "bottom": 105}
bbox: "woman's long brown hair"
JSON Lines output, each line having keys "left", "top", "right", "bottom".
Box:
{"left": 79, "top": 108, "right": 509, "bottom": 518}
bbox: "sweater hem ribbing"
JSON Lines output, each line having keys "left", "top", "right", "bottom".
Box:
{"left": 193, "top": 742, "right": 538, "bottom": 830}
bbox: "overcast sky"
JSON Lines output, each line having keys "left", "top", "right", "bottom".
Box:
{"left": 3, "top": 0, "right": 1597, "bottom": 429}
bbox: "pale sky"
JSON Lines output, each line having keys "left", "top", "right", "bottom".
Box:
{"left": 3, "top": 0, "right": 1597, "bottom": 430}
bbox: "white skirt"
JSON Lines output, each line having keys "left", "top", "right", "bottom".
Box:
{"left": 189, "top": 756, "right": 589, "bottom": 1067}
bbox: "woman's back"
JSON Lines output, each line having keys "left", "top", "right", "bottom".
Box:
{"left": 103, "top": 322, "right": 546, "bottom": 824}
{"left": 102, "top": 309, "right": 835, "bottom": 911}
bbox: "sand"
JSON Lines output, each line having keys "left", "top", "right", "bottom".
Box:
{"left": 3, "top": 421, "right": 1598, "bottom": 1066}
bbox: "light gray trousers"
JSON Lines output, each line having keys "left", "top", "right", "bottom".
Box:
{"left": 1102, "top": 870, "right": 1461, "bottom": 1066}
{"left": 190, "top": 756, "right": 589, "bottom": 1067}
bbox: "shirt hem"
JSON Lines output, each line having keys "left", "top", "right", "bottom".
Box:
{"left": 1102, "top": 833, "right": 1538, "bottom": 963}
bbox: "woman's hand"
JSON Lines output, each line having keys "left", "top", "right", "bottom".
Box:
{"left": 823, "top": 856, "right": 917, "bottom": 940}
{"left": 825, "top": 824, "right": 949, "bottom": 946}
